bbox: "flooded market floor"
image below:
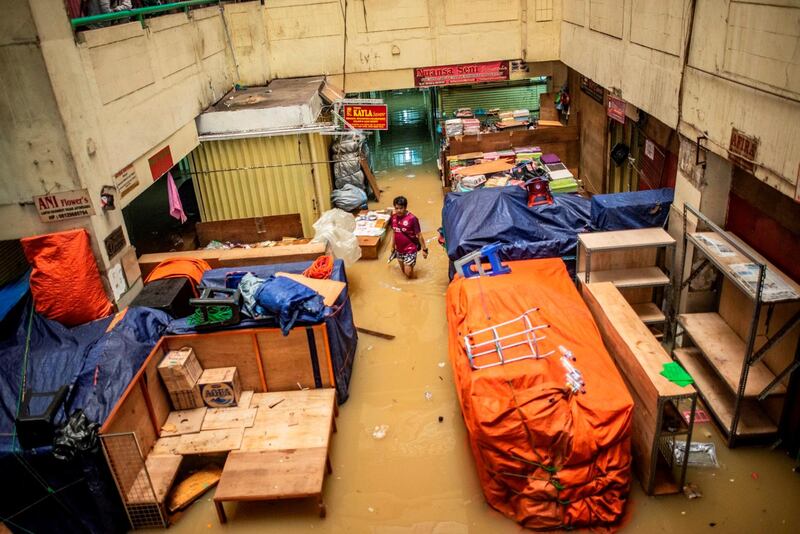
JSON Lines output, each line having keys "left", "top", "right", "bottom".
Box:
{"left": 156, "top": 142, "right": 800, "bottom": 533}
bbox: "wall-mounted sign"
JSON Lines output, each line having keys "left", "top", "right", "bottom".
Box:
{"left": 148, "top": 145, "right": 173, "bottom": 181}
{"left": 729, "top": 128, "right": 758, "bottom": 173}
{"left": 108, "top": 262, "right": 128, "bottom": 302}
{"left": 113, "top": 164, "right": 139, "bottom": 198}
{"left": 644, "top": 139, "right": 655, "bottom": 160}
{"left": 35, "top": 188, "right": 95, "bottom": 223}
{"left": 343, "top": 104, "right": 388, "bottom": 130}
{"left": 104, "top": 226, "right": 126, "bottom": 261}
{"left": 607, "top": 95, "right": 626, "bottom": 124}
{"left": 580, "top": 76, "right": 604, "bottom": 104}
{"left": 414, "top": 60, "right": 509, "bottom": 87}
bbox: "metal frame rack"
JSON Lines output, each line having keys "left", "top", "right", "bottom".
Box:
{"left": 671, "top": 203, "right": 800, "bottom": 447}
{"left": 576, "top": 227, "right": 676, "bottom": 335}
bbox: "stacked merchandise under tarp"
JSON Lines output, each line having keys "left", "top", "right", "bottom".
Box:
{"left": 446, "top": 258, "right": 633, "bottom": 529}
{"left": 447, "top": 149, "right": 578, "bottom": 194}
{"left": 331, "top": 133, "right": 369, "bottom": 211}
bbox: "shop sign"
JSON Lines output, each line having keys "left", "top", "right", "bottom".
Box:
{"left": 104, "top": 226, "right": 126, "bottom": 261}
{"left": 414, "top": 60, "right": 509, "bottom": 87}
{"left": 148, "top": 145, "right": 173, "bottom": 181}
{"left": 580, "top": 76, "right": 604, "bottom": 104}
{"left": 343, "top": 104, "right": 388, "bottom": 130}
{"left": 728, "top": 128, "right": 758, "bottom": 173}
{"left": 34, "top": 188, "right": 95, "bottom": 223}
{"left": 607, "top": 96, "right": 626, "bottom": 124}
{"left": 113, "top": 164, "right": 139, "bottom": 198}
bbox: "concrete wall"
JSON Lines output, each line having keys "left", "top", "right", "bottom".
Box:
{"left": 560, "top": 0, "right": 691, "bottom": 129}
{"left": 680, "top": 0, "right": 800, "bottom": 199}
{"left": 230, "top": 0, "right": 561, "bottom": 91}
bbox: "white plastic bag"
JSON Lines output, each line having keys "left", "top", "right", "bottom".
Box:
{"left": 311, "top": 209, "right": 362, "bottom": 265}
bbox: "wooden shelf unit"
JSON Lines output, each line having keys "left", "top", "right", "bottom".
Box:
{"left": 581, "top": 282, "right": 697, "bottom": 496}
{"left": 672, "top": 204, "right": 800, "bottom": 447}
{"left": 577, "top": 228, "right": 675, "bottom": 330}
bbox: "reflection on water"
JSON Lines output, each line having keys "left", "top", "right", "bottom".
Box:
{"left": 369, "top": 127, "right": 437, "bottom": 173}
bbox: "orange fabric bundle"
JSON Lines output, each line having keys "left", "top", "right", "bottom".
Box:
{"left": 446, "top": 258, "right": 632, "bottom": 530}
{"left": 21, "top": 229, "right": 113, "bottom": 327}
{"left": 144, "top": 258, "right": 211, "bottom": 297}
{"left": 303, "top": 255, "right": 334, "bottom": 279}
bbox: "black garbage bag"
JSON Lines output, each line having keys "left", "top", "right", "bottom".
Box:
{"left": 53, "top": 410, "right": 100, "bottom": 462}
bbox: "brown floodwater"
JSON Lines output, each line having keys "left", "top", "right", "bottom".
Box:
{"left": 153, "top": 158, "right": 800, "bottom": 533}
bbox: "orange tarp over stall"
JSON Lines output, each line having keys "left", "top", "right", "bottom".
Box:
{"left": 446, "top": 258, "right": 633, "bottom": 530}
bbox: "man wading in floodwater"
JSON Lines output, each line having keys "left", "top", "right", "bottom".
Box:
{"left": 388, "top": 196, "right": 428, "bottom": 279}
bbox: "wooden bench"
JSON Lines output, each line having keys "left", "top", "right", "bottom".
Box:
{"left": 581, "top": 282, "right": 697, "bottom": 495}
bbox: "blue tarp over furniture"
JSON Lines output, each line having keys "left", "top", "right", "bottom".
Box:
{"left": 166, "top": 259, "right": 358, "bottom": 403}
{"left": 443, "top": 187, "right": 592, "bottom": 266}
{"left": 590, "top": 188, "right": 674, "bottom": 231}
{"left": 0, "top": 300, "right": 170, "bottom": 533}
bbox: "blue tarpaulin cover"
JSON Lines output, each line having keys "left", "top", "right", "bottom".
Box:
{"left": 255, "top": 276, "right": 326, "bottom": 335}
{"left": 0, "top": 270, "right": 30, "bottom": 323}
{"left": 0, "top": 300, "right": 169, "bottom": 533}
{"left": 167, "top": 260, "right": 358, "bottom": 403}
{"left": 443, "top": 187, "right": 592, "bottom": 264}
{"left": 590, "top": 188, "right": 674, "bottom": 231}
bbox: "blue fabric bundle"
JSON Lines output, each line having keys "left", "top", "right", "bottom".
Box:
{"left": 255, "top": 276, "right": 326, "bottom": 335}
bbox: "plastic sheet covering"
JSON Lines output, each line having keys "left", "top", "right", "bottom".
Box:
{"left": 442, "top": 186, "right": 591, "bottom": 263}
{"left": 332, "top": 183, "right": 368, "bottom": 212}
{"left": 312, "top": 208, "right": 362, "bottom": 265}
{"left": 0, "top": 302, "right": 169, "bottom": 533}
{"left": 590, "top": 188, "right": 674, "bottom": 231}
{"left": 166, "top": 260, "right": 358, "bottom": 403}
{"left": 21, "top": 229, "right": 113, "bottom": 327}
{"left": 447, "top": 258, "right": 632, "bottom": 529}
{"left": 255, "top": 276, "right": 326, "bottom": 335}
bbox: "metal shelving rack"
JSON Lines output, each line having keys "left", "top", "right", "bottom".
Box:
{"left": 576, "top": 227, "right": 676, "bottom": 334}
{"left": 671, "top": 204, "right": 800, "bottom": 447}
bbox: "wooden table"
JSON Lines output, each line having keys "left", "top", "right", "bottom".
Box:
{"left": 213, "top": 389, "right": 336, "bottom": 523}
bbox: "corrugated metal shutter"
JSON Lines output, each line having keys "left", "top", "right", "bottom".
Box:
{"left": 189, "top": 133, "right": 333, "bottom": 236}
{"left": 440, "top": 81, "right": 549, "bottom": 118}
{"left": 0, "top": 240, "right": 28, "bottom": 286}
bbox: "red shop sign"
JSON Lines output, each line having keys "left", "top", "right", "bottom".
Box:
{"left": 607, "top": 96, "right": 626, "bottom": 124}
{"left": 414, "top": 60, "right": 510, "bottom": 87}
{"left": 343, "top": 104, "right": 388, "bottom": 130}
{"left": 148, "top": 145, "right": 173, "bottom": 181}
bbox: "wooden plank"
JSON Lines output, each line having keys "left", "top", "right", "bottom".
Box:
{"left": 578, "top": 247, "right": 657, "bottom": 274}
{"left": 256, "top": 326, "right": 333, "bottom": 391}
{"left": 103, "top": 377, "right": 160, "bottom": 455}
{"left": 127, "top": 454, "right": 183, "bottom": 505}
{"left": 177, "top": 428, "right": 244, "bottom": 455}
{"left": 167, "top": 467, "right": 222, "bottom": 512}
{"left": 201, "top": 407, "right": 257, "bottom": 431}
{"left": 217, "top": 242, "right": 326, "bottom": 267}
{"left": 690, "top": 231, "right": 800, "bottom": 302}
{"left": 678, "top": 313, "right": 786, "bottom": 397}
{"left": 452, "top": 160, "right": 514, "bottom": 177}
{"left": 163, "top": 333, "right": 262, "bottom": 392}
{"left": 631, "top": 302, "right": 666, "bottom": 324}
{"left": 152, "top": 436, "right": 181, "bottom": 455}
{"left": 196, "top": 214, "right": 304, "bottom": 246}
{"left": 138, "top": 242, "right": 326, "bottom": 278}
{"left": 578, "top": 267, "right": 670, "bottom": 288}
{"left": 243, "top": 390, "right": 335, "bottom": 452}
{"left": 239, "top": 390, "right": 254, "bottom": 409}
{"left": 214, "top": 448, "right": 328, "bottom": 501}
{"left": 276, "top": 273, "right": 345, "bottom": 306}
{"left": 160, "top": 408, "right": 207, "bottom": 437}
{"left": 579, "top": 228, "right": 675, "bottom": 251}
{"left": 360, "top": 156, "right": 381, "bottom": 202}
{"left": 674, "top": 348, "right": 778, "bottom": 436}
{"left": 358, "top": 234, "right": 384, "bottom": 260}
{"left": 581, "top": 282, "right": 690, "bottom": 398}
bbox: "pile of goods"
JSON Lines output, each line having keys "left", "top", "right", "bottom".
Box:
{"left": 158, "top": 347, "right": 242, "bottom": 410}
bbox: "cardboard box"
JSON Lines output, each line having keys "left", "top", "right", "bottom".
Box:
{"left": 198, "top": 367, "right": 241, "bottom": 408}
{"left": 158, "top": 347, "right": 203, "bottom": 392}
{"left": 169, "top": 387, "right": 204, "bottom": 410}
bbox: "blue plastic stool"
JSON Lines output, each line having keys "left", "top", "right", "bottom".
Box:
{"left": 453, "top": 242, "right": 511, "bottom": 279}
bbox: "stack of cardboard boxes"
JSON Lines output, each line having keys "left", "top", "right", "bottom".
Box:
{"left": 157, "top": 347, "right": 242, "bottom": 409}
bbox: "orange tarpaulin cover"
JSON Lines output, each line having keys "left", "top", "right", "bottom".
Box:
{"left": 446, "top": 258, "right": 632, "bottom": 530}
{"left": 144, "top": 258, "right": 211, "bottom": 298}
